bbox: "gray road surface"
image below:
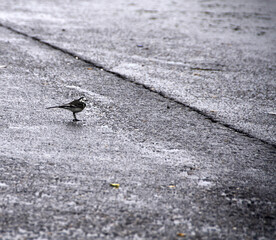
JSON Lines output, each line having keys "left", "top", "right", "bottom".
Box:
{"left": 0, "top": 0, "right": 275, "bottom": 239}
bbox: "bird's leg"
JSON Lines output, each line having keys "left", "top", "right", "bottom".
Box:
{"left": 73, "top": 113, "right": 80, "bottom": 121}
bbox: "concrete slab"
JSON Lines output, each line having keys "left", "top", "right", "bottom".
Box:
{"left": 0, "top": 1, "right": 275, "bottom": 239}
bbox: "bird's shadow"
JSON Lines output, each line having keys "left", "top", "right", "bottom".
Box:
{"left": 65, "top": 120, "right": 87, "bottom": 128}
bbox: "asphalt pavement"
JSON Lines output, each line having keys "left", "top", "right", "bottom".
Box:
{"left": 0, "top": 0, "right": 275, "bottom": 239}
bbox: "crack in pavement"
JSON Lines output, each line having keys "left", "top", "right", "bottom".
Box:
{"left": 1, "top": 22, "right": 275, "bottom": 149}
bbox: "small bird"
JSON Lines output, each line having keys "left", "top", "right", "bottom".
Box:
{"left": 46, "top": 97, "right": 87, "bottom": 121}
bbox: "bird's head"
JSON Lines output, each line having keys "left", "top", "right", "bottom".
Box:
{"left": 78, "top": 97, "right": 88, "bottom": 103}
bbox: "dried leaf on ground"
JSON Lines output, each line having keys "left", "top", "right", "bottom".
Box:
{"left": 110, "top": 183, "right": 120, "bottom": 188}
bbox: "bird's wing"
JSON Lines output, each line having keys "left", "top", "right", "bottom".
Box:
{"left": 69, "top": 100, "right": 86, "bottom": 108}
{"left": 58, "top": 103, "right": 74, "bottom": 109}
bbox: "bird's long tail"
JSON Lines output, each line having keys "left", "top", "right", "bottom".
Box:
{"left": 46, "top": 106, "right": 61, "bottom": 109}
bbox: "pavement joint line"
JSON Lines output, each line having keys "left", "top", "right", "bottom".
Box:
{"left": 1, "top": 23, "right": 275, "bottom": 149}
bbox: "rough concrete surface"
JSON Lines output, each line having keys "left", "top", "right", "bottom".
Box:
{"left": 0, "top": 0, "right": 275, "bottom": 239}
